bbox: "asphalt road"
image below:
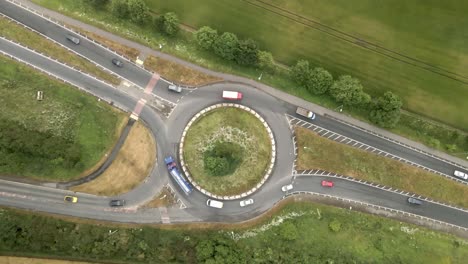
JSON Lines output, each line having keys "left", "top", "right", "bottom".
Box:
{"left": 0, "top": 0, "right": 467, "bottom": 230}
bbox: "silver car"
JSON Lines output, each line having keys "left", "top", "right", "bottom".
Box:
{"left": 66, "top": 34, "right": 80, "bottom": 45}
{"left": 454, "top": 170, "right": 468, "bottom": 180}
{"left": 281, "top": 184, "right": 293, "bottom": 192}
{"left": 168, "top": 84, "right": 182, "bottom": 93}
{"left": 240, "top": 199, "right": 254, "bottom": 207}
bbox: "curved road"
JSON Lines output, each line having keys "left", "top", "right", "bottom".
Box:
{"left": 0, "top": 0, "right": 467, "bottom": 231}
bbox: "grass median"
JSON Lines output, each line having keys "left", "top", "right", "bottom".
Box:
{"left": 0, "top": 16, "right": 120, "bottom": 85}
{"left": 295, "top": 126, "right": 468, "bottom": 208}
{"left": 72, "top": 122, "right": 156, "bottom": 196}
{"left": 183, "top": 107, "right": 271, "bottom": 196}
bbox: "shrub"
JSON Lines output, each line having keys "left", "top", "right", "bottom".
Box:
{"left": 203, "top": 141, "right": 243, "bottom": 176}
{"left": 257, "top": 50, "right": 277, "bottom": 73}
{"left": 155, "top": 12, "right": 180, "bottom": 36}
{"left": 369, "top": 91, "right": 403, "bottom": 128}
{"left": 329, "top": 75, "right": 371, "bottom": 106}
{"left": 308, "top": 67, "right": 333, "bottom": 95}
{"left": 127, "top": 0, "right": 149, "bottom": 25}
{"left": 235, "top": 38, "right": 259, "bottom": 66}
{"left": 329, "top": 219, "right": 341, "bottom": 232}
{"left": 194, "top": 26, "right": 218, "bottom": 50}
{"left": 291, "top": 60, "right": 311, "bottom": 88}
{"left": 213, "top": 32, "right": 239, "bottom": 61}
{"left": 110, "top": 0, "right": 129, "bottom": 19}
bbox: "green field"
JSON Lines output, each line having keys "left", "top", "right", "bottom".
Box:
{"left": 1, "top": 202, "right": 467, "bottom": 263}
{"left": 0, "top": 56, "right": 126, "bottom": 180}
{"left": 146, "top": 0, "right": 468, "bottom": 130}
{"left": 183, "top": 107, "right": 271, "bottom": 195}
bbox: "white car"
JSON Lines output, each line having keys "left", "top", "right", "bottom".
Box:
{"left": 454, "top": 170, "right": 468, "bottom": 180}
{"left": 206, "top": 199, "right": 224, "bottom": 209}
{"left": 240, "top": 199, "right": 254, "bottom": 207}
{"left": 281, "top": 184, "right": 293, "bottom": 192}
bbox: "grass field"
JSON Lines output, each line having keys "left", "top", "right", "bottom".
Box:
{"left": 0, "top": 16, "right": 120, "bottom": 85}
{"left": 295, "top": 127, "right": 468, "bottom": 208}
{"left": 146, "top": 0, "right": 468, "bottom": 130}
{"left": 72, "top": 122, "right": 156, "bottom": 196}
{"left": 0, "top": 55, "right": 126, "bottom": 180}
{"left": 183, "top": 107, "right": 271, "bottom": 195}
{"left": 1, "top": 201, "right": 467, "bottom": 263}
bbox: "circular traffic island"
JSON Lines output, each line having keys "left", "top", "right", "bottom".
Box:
{"left": 181, "top": 105, "right": 274, "bottom": 198}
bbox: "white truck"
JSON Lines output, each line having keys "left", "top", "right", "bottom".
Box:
{"left": 296, "top": 107, "right": 316, "bottom": 120}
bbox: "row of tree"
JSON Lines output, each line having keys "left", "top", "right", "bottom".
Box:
{"left": 291, "top": 60, "right": 403, "bottom": 127}
{"left": 81, "top": 0, "right": 403, "bottom": 128}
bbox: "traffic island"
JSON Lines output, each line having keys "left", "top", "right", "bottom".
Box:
{"left": 180, "top": 104, "right": 275, "bottom": 199}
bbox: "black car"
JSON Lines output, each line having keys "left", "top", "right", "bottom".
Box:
{"left": 112, "top": 58, "right": 123, "bottom": 67}
{"left": 109, "top": 199, "right": 125, "bottom": 207}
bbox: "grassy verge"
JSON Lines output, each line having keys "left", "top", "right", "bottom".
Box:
{"left": 1, "top": 201, "right": 467, "bottom": 263}
{"left": 144, "top": 55, "right": 222, "bottom": 86}
{"left": 72, "top": 122, "right": 156, "bottom": 196}
{"left": 30, "top": 0, "right": 468, "bottom": 158}
{"left": 295, "top": 126, "right": 468, "bottom": 208}
{"left": 0, "top": 16, "right": 120, "bottom": 85}
{"left": 183, "top": 107, "right": 271, "bottom": 195}
{"left": 0, "top": 55, "right": 126, "bottom": 181}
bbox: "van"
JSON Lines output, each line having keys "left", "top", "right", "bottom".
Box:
{"left": 407, "top": 197, "right": 423, "bottom": 205}
{"left": 206, "top": 199, "right": 224, "bottom": 209}
{"left": 222, "top": 90, "right": 243, "bottom": 100}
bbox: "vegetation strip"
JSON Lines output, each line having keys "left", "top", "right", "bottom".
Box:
{"left": 0, "top": 55, "right": 126, "bottom": 180}
{"left": 295, "top": 127, "right": 468, "bottom": 208}
{"left": 0, "top": 15, "right": 120, "bottom": 85}
{"left": 1, "top": 201, "right": 467, "bottom": 263}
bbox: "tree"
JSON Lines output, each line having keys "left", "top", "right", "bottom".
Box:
{"left": 369, "top": 91, "right": 403, "bottom": 128}
{"left": 127, "top": 0, "right": 149, "bottom": 24}
{"left": 329, "top": 75, "right": 370, "bottom": 106}
{"left": 257, "top": 50, "right": 277, "bottom": 73}
{"left": 213, "top": 32, "right": 239, "bottom": 61}
{"left": 110, "top": 0, "right": 129, "bottom": 19}
{"left": 156, "top": 12, "right": 180, "bottom": 36}
{"left": 235, "top": 38, "right": 259, "bottom": 65}
{"left": 194, "top": 26, "right": 218, "bottom": 50}
{"left": 308, "top": 67, "right": 333, "bottom": 95}
{"left": 291, "top": 60, "right": 311, "bottom": 88}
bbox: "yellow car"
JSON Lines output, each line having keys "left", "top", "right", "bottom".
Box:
{"left": 64, "top": 196, "right": 78, "bottom": 203}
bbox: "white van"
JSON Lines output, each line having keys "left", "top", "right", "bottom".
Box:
{"left": 206, "top": 199, "right": 224, "bottom": 209}
{"left": 222, "top": 90, "right": 243, "bottom": 100}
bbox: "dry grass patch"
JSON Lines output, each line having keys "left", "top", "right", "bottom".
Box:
{"left": 0, "top": 256, "right": 92, "bottom": 264}
{"left": 0, "top": 17, "right": 119, "bottom": 85}
{"left": 295, "top": 126, "right": 468, "bottom": 208}
{"left": 144, "top": 55, "right": 222, "bottom": 86}
{"left": 72, "top": 122, "right": 156, "bottom": 196}
{"left": 67, "top": 24, "right": 140, "bottom": 60}
{"left": 142, "top": 186, "right": 178, "bottom": 208}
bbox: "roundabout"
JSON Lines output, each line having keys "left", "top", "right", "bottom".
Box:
{"left": 179, "top": 104, "right": 276, "bottom": 199}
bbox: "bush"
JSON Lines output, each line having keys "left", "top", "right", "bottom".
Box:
{"left": 329, "top": 75, "right": 371, "bottom": 106}
{"left": 308, "top": 67, "right": 333, "bottom": 95}
{"left": 127, "top": 0, "right": 149, "bottom": 24}
{"left": 155, "top": 12, "right": 180, "bottom": 36}
{"left": 257, "top": 50, "right": 277, "bottom": 73}
{"left": 369, "top": 91, "right": 403, "bottom": 128}
{"left": 213, "top": 32, "right": 239, "bottom": 61}
{"left": 291, "top": 60, "right": 311, "bottom": 88}
{"left": 329, "top": 219, "right": 342, "bottom": 232}
{"left": 194, "top": 26, "right": 218, "bottom": 50}
{"left": 235, "top": 38, "right": 259, "bottom": 66}
{"left": 279, "top": 222, "right": 298, "bottom": 241}
{"left": 203, "top": 141, "right": 243, "bottom": 176}
{"left": 110, "top": 0, "right": 129, "bottom": 19}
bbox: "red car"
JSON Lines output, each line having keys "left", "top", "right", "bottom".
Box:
{"left": 321, "top": 180, "right": 334, "bottom": 187}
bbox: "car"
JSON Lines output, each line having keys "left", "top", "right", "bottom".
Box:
{"left": 168, "top": 84, "right": 182, "bottom": 93}
{"left": 109, "top": 199, "right": 125, "bottom": 207}
{"left": 64, "top": 196, "right": 78, "bottom": 203}
{"left": 454, "top": 170, "right": 468, "bottom": 180}
{"left": 407, "top": 197, "right": 423, "bottom": 205}
{"left": 240, "top": 198, "right": 254, "bottom": 207}
{"left": 281, "top": 184, "right": 293, "bottom": 192}
{"left": 321, "top": 180, "right": 334, "bottom": 187}
{"left": 112, "top": 58, "right": 123, "bottom": 67}
{"left": 222, "top": 90, "right": 243, "bottom": 100}
{"left": 206, "top": 199, "right": 224, "bottom": 209}
{"left": 66, "top": 34, "right": 80, "bottom": 45}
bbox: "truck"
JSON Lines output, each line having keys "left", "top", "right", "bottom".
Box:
{"left": 222, "top": 90, "right": 243, "bottom": 100}
{"left": 296, "top": 107, "right": 316, "bottom": 120}
{"left": 164, "top": 156, "right": 193, "bottom": 195}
